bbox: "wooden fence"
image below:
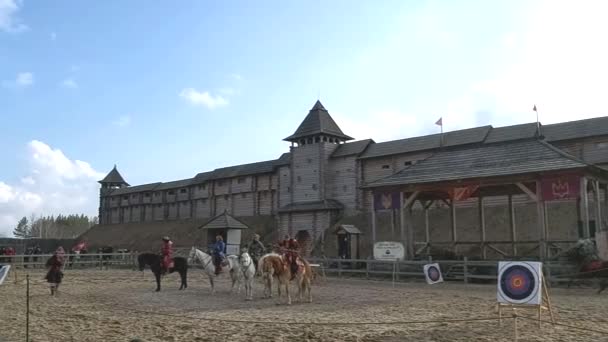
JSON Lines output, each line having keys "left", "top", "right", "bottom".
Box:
{"left": 308, "top": 257, "right": 583, "bottom": 286}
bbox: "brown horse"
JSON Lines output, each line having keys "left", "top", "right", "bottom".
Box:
{"left": 258, "top": 252, "right": 312, "bottom": 304}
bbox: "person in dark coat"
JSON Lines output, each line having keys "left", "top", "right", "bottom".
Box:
{"left": 45, "top": 246, "right": 65, "bottom": 295}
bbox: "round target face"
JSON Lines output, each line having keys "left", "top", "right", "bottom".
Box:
{"left": 497, "top": 262, "right": 541, "bottom": 304}
{"left": 427, "top": 266, "right": 441, "bottom": 282}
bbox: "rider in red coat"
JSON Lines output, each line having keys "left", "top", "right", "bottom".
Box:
{"left": 160, "top": 236, "right": 174, "bottom": 275}
{"left": 279, "top": 235, "right": 300, "bottom": 279}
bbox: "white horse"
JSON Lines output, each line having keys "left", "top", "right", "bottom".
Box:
{"left": 239, "top": 251, "right": 256, "bottom": 301}
{"left": 187, "top": 247, "right": 242, "bottom": 294}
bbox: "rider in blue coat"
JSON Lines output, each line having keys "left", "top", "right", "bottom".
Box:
{"left": 213, "top": 235, "right": 226, "bottom": 275}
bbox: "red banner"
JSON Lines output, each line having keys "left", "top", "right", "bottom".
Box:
{"left": 541, "top": 175, "right": 580, "bottom": 201}
{"left": 451, "top": 185, "right": 479, "bottom": 202}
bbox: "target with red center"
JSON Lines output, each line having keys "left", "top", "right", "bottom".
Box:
{"left": 423, "top": 263, "right": 443, "bottom": 284}
{"left": 497, "top": 261, "right": 542, "bottom": 305}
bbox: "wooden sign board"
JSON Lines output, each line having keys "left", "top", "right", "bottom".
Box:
{"left": 373, "top": 241, "right": 405, "bottom": 261}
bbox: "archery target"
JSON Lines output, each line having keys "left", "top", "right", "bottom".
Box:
{"left": 497, "top": 261, "right": 542, "bottom": 305}
{"left": 423, "top": 263, "right": 443, "bottom": 284}
{"left": 0, "top": 265, "right": 10, "bottom": 285}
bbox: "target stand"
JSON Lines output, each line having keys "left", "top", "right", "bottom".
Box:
{"left": 496, "top": 261, "right": 555, "bottom": 328}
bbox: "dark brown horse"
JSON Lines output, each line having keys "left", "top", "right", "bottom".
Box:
{"left": 137, "top": 253, "right": 188, "bottom": 292}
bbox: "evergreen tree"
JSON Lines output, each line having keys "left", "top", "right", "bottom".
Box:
{"left": 13, "top": 216, "right": 30, "bottom": 238}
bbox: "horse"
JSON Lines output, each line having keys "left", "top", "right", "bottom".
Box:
{"left": 187, "top": 247, "right": 242, "bottom": 294}
{"left": 239, "top": 251, "right": 256, "bottom": 301}
{"left": 258, "top": 252, "right": 312, "bottom": 305}
{"left": 137, "top": 253, "right": 188, "bottom": 292}
{"left": 559, "top": 239, "right": 608, "bottom": 294}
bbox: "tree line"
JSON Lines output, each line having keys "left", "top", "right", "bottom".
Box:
{"left": 13, "top": 214, "right": 98, "bottom": 239}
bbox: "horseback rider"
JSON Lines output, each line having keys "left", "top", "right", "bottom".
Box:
{"left": 212, "top": 235, "right": 226, "bottom": 275}
{"left": 160, "top": 236, "right": 174, "bottom": 275}
{"left": 247, "top": 233, "right": 265, "bottom": 270}
{"left": 279, "top": 234, "right": 300, "bottom": 279}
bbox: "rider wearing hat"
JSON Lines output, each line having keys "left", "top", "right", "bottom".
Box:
{"left": 160, "top": 236, "right": 174, "bottom": 275}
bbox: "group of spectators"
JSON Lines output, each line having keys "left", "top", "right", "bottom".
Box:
{"left": 0, "top": 245, "right": 43, "bottom": 266}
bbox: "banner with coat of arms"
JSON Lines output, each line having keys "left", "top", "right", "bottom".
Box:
{"left": 541, "top": 175, "right": 580, "bottom": 201}
{"left": 373, "top": 192, "right": 401, "bottom": 210}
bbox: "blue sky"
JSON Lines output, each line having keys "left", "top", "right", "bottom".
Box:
{"left": 1, "top": 0, "right": 608, "bottom": 235}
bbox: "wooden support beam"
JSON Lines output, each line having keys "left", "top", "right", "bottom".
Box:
{"left": 581, "top": 177, "right": 590, "bottom": 238}
{"left": 479, "top": 196, "right": 486, "bottom": 259}
{"left": 487, "top": 244, "right": 508, "bottom": 256}
{"left": 594, "top": 180, "right": 602, "bottom": 233}
{"left": 371, "top": 194, "right": 377, "bottom": 245}
{"left": 516, "top": 182, "right": 537, "bottom": 202}
{"left": 407, "top": 207, "right": 415, "bottom": 259}
{"left": 450, "top": 199, "right": 457, "bottom": 245}
{"left": 424, "top": 200, "right": 434, "bottom": 210}
{"left": 509, "top": 194, "right": 517, "bottom": 256}
{"left": 424, "top": 204, "right": 431, "bottom": 246}
{"left": 536, "top": 180, "right": 546, "bottom": 260}
{"left": 390, "top": 209, "right": 396, "bottom": 236}
{"left": 399, "top": 192, "right": 405, "bottom": 246}
{"left": 403, "top": 191, "right": 420, "bottom": 209}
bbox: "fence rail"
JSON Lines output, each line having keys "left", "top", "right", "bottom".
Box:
{"left": 1, "top": 253, "right": 585, "bottom": 286}
{"left": 308, "top": 257, "right": 582, "bottom": 286}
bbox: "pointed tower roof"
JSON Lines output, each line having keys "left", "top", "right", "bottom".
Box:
{"left": 283, "top": 100, "right": 354, "bottom": 142}
{"left": 98, "top": 165, "right": 130, "bottom": 186}
{"left": 198, "top": 210, "right": 249, "bottom": 230}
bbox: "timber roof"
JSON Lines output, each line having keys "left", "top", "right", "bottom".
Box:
{"left": 543, "top": 116, "right": 608, "bottom": 142}
{"left": 484, "top": 122, "right": 540, "bottom": 143}
{"left": 332, "top": 139, "right": 375, "bottom": 158}
{"left": 156, "top": 178, "right": 194, "bottom": 190}
{"left": 364, "top": 139, "right": 591, "bottom": 188}
{"left": 278, "top": 199, "right": 344, "bottom": 213}
{"left": 109, "top": 182, "right": 161, "bottom": 195}
{"left": 199, "top": 211, "right": 249, "bottom": 230}
{"left": 99, "top": 166, "right": 129, "bottom": 185}
{"left": 359, "top": 126, "right": 492, "bottom": 159}
{"left": 335, "top": 224, "right": 362, "bottom": 235}
{"left": 284, "top": 100, "right": 354, "bottom": 142}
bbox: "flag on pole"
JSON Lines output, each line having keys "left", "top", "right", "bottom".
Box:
{"left": 435, "top": 117, "right": 443, "bottom": 126}
{"left": 533, "top": 105, "right": 537, "bottom": 112}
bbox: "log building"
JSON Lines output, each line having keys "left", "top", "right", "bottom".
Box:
{"left": 91, "top": 101, "right": 608, "bottom": 259}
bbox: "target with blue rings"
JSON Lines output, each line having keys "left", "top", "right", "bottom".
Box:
{"left": 497, "top": 261, "right": 542, "bottom": 305}
{"left": 423, "top": 263, "right": 443, "bottom": 284}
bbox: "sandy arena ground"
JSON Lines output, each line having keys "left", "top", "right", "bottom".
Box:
{"left": 1, "top": 268, "right": 607, "bottom": 342}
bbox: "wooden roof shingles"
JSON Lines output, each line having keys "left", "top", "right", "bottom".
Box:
{"left": 278, "top": 199, "right": 344, "bottom": 213}
{"left": 543, "top": 116, "right": 608, "bottom": 142}
{"left": 109, "top": 182, "right": 162, "bottom": 195}
{"left": 99, "top": 165, "right": 129, "bottom": 185}
{"left": 331, "top": 139, "right": 375, "bottom": 158}
{"left": 284, "top": 100, "right": 353, "bottom": 142}
{"left": 363, "top": 140, "right": 591, "bottom": 188}
{"left": 199, "top": 211, "right": 249, "bottom": 230}
{"left": 484, "top": 122, "right": 539, "bottom": 144}
{"left": 155, "top": 178, "right": 194, "bottom": 190}
{"left": 359, "top": 126, "right": 491, "bottom": 159}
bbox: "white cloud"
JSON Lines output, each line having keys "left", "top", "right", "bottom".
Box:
{"left": 433, "top": 0, "right": 608, "bottom": 129}
{"left": 112, "top": 115, "right": 131, "bottom": 127}
{"left": 60, "top": 78, "right": 78, "bottom": 89}
{"left": 16, "top": 72, "right": 33, "bottom": 86}
{"left": 2, "top": 72, "right": 34, "bottom": 88}
{"left": 0, "top": 0, "right": 27, "bottom": 33}
{"left": 0, "top": 140, "right": 105, "bottom": 236}
{"left": 179, "top": 88, "right": 228, "bottom": 109}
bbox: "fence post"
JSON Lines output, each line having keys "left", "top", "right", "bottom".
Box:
{"left": 513, "top": 313, "right": 519, "bottom": 341}
{"left": 365, "top": 260, "right": 370, "bottom": 279}
{"left": 463, "top": 257, "right": 469, "bottom": 284}
{"left": 338, "top": 259, "right": 342, "bottom": 278}
{"left": 26, "top": 273, "right": 30, "bottom": 342}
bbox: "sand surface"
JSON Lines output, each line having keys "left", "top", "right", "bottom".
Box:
{"left": 1, "top": 268, "right": 607, "bottom": 341}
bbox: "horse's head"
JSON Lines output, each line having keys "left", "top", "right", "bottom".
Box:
{"left": 240, "top": 252, "right": 251, "bottom": 268}
{"left": 188, "top": 247, "right": 197, "bottom": 264}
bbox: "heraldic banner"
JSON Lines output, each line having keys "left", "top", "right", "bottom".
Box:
{"left": 373, "top": 192, "right": 401, "bottom": 210}
{"left": 541, "top": 175, "right": 580, "bottom": 201}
